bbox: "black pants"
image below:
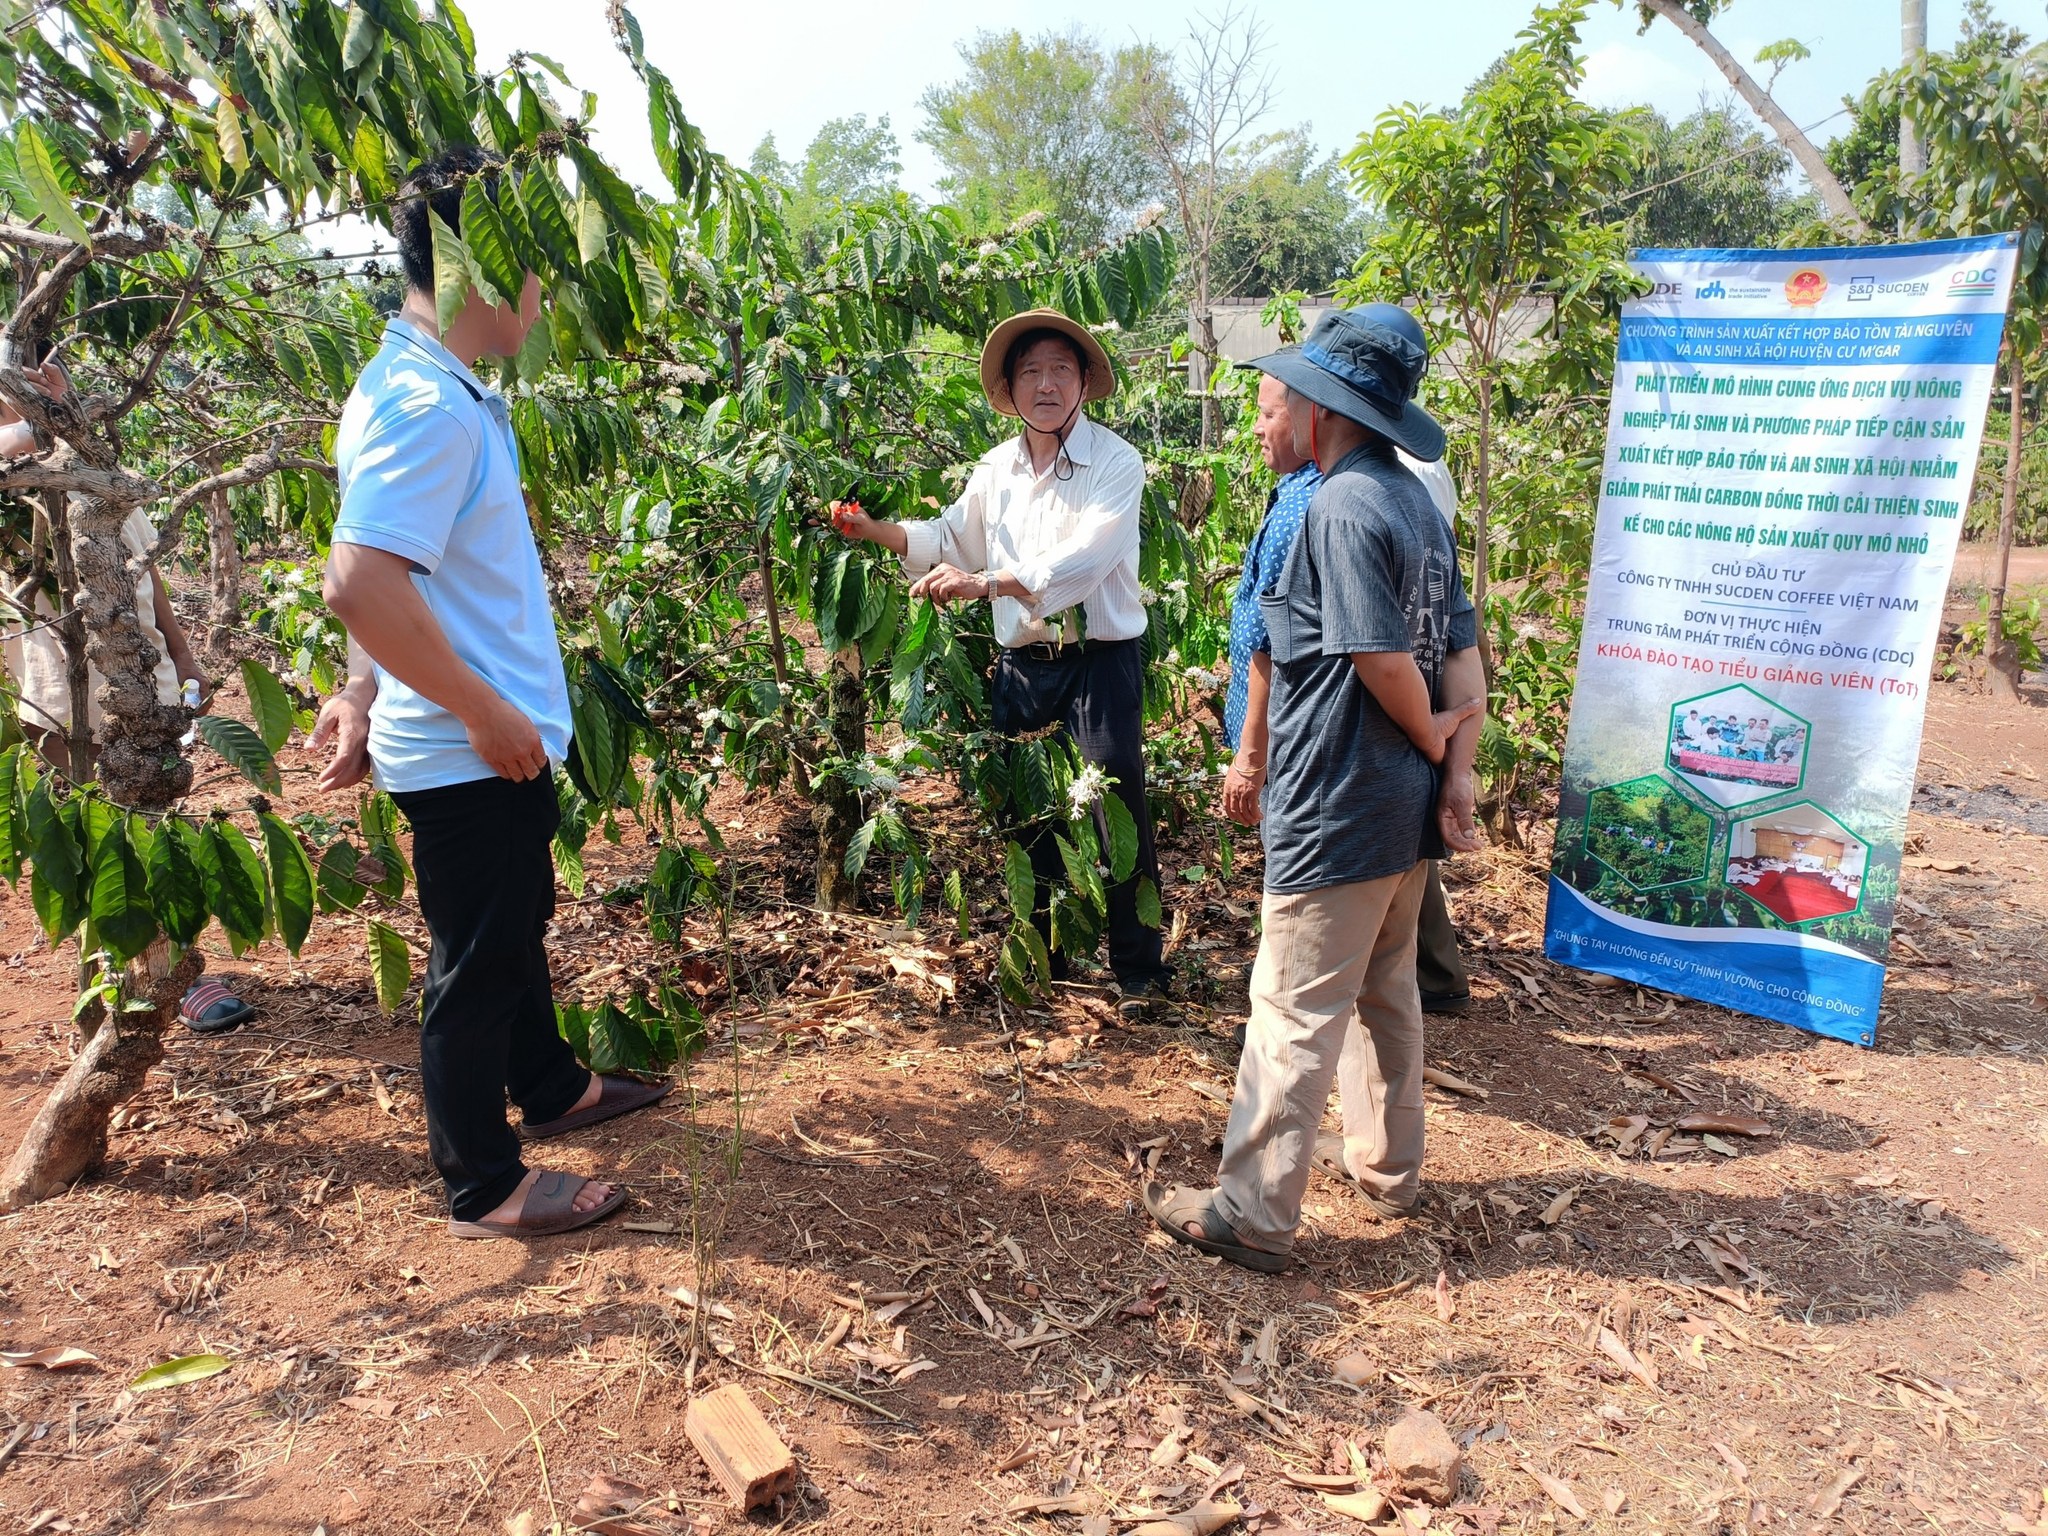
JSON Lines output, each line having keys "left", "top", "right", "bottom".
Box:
{"left": 389, "top": 773, "right": 588, "bottom": 1221}
{"left": 992, "top": 639, "right": 1168, "bottom": 986}
{"left": 1416, "top": 861, "right": 1470, "bottom": 999}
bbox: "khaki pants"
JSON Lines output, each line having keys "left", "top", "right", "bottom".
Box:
{"left": 1214, "top": 864, "right": 1428, "bottom": 1253}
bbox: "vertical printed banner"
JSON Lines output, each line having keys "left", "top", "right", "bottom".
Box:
{"left": 1544, "top": 234, "right": 2018, "bottom": 1046}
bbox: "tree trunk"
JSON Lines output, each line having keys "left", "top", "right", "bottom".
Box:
{"left": 1195, "top": 291, "right": 1219, "bottom": 451}
{"left": 1473, "top": 372, "right": 1496, "bottom": 690}
{"left": 1985, "top": 348, "right": 2026, "bottom": 701}
{"left": 812, "top": 643, "right": 866, "bottom": 912}
{"left": 0, "top": 941, "right": 202, "bottom": 1212}
{"left": 70, "top": 491, "right": 191, "bottom": 808}
{"left": 1641, "top": 0, "right": 1870, "bottom": 233}
{"left": 42, "top": 489, "right": 93, "bottom": 775}
{"left": 1899, "top": 0, "right": 1928, "bottom": 182}
{"left": 204, "top": 479, "right": 239, "bottom": 660}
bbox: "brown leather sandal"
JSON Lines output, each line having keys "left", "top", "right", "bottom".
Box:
{"left": 447, "top": 1171, "right": 627, "bottom": 1240}
{"left": 1310, "top": 1131, "right": 1415, "bottom": 1222}
{"left": 520, "top": 1075, "right": 673, "bottom": 1141}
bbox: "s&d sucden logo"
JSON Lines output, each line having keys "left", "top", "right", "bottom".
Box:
{"left": 1847, "top": 275, "right": 1875, "bottom": 302}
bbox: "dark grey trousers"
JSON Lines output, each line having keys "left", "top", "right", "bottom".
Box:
{"left": 1415, "top": 861, "right": 1470, "bottom": 999}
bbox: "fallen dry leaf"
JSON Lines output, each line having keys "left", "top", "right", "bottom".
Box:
{"left": 1332, "top": 1351, "right": 1374, "bottom": 1386}
{"left": 1122, "top": 1275, "right": 1170, "bottom": 1319}
{"left": 1712, "top": 1440, "right": 1751, "bottom": 1485}
{"left": 0, "top": 1347, "right": 97, "bottom": 1371}
{"left": 1811, "top": 1464, "right": 1865, "bottom": 1520}
{"left": 1129, "top": 1497, "right": 1242, "bottom": 1536}
{"left": 1434, "top": 1268, "right": 1455, "bottom": 1323}
{"left": 1319, "top": 1488, "right": 1391, "bottom": 1523}
{"left": 1003, "top": 1493, "right": 1091, "bottom": 1517}
{"left": 1525, "top": 1464, "right": 1588, "bottom": 1520}
{"left": 1422, "top": 1065, "right": 1489, "bottom": 1100}
{"left": 504, "top": 1510, "right": 541, "bottom": 1536}
{"left": 1281, "top": 1469, "right": 1358, "bottom": 1492}
{"left": 1603, "top": 1487, "right": 1627, "bottom": 1515}
{"left": 1674, "top": 1111, "right": 1776, "bottom": 1138}
{"left": 1595, "top": 1326, "right": 1658, "bottom": 1391}
{"left": 1540, "top": 1189, "right": 1577, "bottom": 1226}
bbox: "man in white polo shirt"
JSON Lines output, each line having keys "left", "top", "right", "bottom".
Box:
{"left": 319, "top": 147, "right": 665, "bottom": 1241}
{"left": 834, "top": 309, "right": 1172, "bottom": 1013}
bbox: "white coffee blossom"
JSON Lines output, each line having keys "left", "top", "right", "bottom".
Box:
{"left": 870, "top": 771, "right": 902, "bottom": 795}
{"left": 1138, "top": 583, "right": 1160, "bottom": 607}
{"left": 1066, "top": 763, "right": 1110, "bottom": 820}
{"left": 1183, "top": 666, "right": 1223, "bottom": 690}
{"left": 885, "top": 739, "right": 913, "bottom": 764}
{"left": 1165, "top": 578, "right": 1188, "bottom": 596}
{"left": 696, "top": 709, "right": 721, "bottom": 728}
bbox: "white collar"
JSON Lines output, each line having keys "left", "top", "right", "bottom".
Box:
{"left": 387, "top": 314, "right": 497, "bottom": 404}
{"left": 1008, "top": 412, "right": 1097, "bottom": 474}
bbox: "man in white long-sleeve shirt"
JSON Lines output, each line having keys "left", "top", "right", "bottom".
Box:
{"left": 836, "top": 307, "right": 1171, "bottom": 1011}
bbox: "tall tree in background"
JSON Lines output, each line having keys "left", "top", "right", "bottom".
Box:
{"left": 1345, "top": 0, "right": 1642, "bottom": 684}
{"left": 1626, "top": 0, "right": 1868, "bottom": 233}
{"left": 1826, "top": 1, "right": 2031, "bottom": 208}
{"left": 1624, "top": 98, "right": 1815, "bottom": 247}
{"left": 917, "top": 28, "right": 1155, "bottom": 247}
{"left": 1206, "top": 132, "right": 1370, "bottom": 298}
{"left": 1870, "top": 38, "right": 2047, "bottom": 701}
{"left": 1120, "top": 8, "right": 1274, "bottom": 447}
{"left": 749, "top": 114, "right": 903, "bottom": 259}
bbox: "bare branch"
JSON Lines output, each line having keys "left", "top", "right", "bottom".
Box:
{"left": 152, "top": 447, "right": 332, "bottom": 567}
{"left": 0, "top": 221, "right": 168, "bottom": 260}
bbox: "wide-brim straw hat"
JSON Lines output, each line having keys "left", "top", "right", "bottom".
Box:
{"left": 979, "top": 308, "right": 1116, "bottom": 417}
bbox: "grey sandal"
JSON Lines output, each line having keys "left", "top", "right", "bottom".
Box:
{"left": 1310, "top": 1131, "right": 1414, "bottom": 1222}
{"left": 1143, "top": 1181, "right": 1290, "bottom": 1273}
{"left": 447, "top": 1170, "right": 627, "bottom": 1240}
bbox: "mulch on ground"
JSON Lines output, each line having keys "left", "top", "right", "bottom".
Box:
{"left": 0, "top": 669, "right": 2044, "bottom": 1536}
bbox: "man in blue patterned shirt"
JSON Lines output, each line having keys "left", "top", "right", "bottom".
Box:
{"left": 1223, "top": 373, "right": 1473, "bottom": 1014}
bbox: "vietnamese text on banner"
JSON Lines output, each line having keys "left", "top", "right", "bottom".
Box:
{"left": 1543, "top": 234, "right": 2019, "bottom": 1046}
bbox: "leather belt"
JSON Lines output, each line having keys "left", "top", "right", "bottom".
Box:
{"left": 1010, "top": 637, "right": 1132, "bottom": 661}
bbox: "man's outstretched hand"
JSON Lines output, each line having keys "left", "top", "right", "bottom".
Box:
{"left": 311, "top": 686, "right": 373, "bottom": 793}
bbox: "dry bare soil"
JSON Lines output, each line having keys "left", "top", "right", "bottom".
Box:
{"left": 1, "top": 671, "right": 2044, "bottom": 1535}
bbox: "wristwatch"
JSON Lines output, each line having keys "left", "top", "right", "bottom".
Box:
{"left": 986, "top": 571, "right": 998, "bottom": 601}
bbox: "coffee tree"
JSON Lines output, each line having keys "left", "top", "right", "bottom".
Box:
{"left": 0, "top": 0, "right": 701, "bottom": 1207}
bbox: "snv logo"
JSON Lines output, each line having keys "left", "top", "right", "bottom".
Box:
{"left": 1695, "top": 280, "right": 1727, "bottom": 299}
{"left": 1949, "top": 267, "right": 2000, "bottom": 295}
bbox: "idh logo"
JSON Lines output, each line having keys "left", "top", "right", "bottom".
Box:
{"left": 1783, "top": 269, "right": 1828, "bottom": 306}
{"left": 1695, "top": 280, "right": 1726, "bottom": 299}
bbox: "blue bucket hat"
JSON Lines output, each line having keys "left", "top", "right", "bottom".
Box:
{"left": 1246, "top": 303, "right": 1445, "bottom": 463}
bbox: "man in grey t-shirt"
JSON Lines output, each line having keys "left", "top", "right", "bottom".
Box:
{"left": 1145, "top": 306, "right": 1485, "bottom": 1272}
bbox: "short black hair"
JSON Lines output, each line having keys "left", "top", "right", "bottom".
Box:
{"left": 1001, "top": 327, "right": 1090, "bottom": 389}
{"left": 394, "top": 145, "right": 507, "bottom": 294}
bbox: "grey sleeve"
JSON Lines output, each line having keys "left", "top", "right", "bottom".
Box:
{"left": 1313, "top": 513, "right": 1408, "bottom": 655}
{"left": 1447, "top": 560, "right": 1478, "bottom": 651}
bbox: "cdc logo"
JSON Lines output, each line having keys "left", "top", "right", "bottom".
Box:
{"left": 1949, "top": 268, "right": 2000, "bottom": 295}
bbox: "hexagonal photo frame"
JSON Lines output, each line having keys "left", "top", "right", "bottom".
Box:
{"left": 1725, "top": 802, "right": 1869, "bottom": 926}
{"left": 1665, "top": 684, "right": 1810, "bottom": 809}
{"left": 1584, "top": 774, "right": 1716, "bottom": 892}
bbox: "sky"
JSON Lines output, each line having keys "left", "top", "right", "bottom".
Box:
{"left": 460, "top": 0, "right": 2029, "bottom": 206}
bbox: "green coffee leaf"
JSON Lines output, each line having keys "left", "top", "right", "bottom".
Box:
{"left": 366, "top": 918, "right": 410, "bottom": 1012}
{"left": 1003, "top": 840, "right": 1035, "bottom": 924}
{"left": 429, "top": 208, "right": 472, "bottom": 333}
{"left": 144, "top": 815, "right": 209, "bottom": 946}
{"left": 194, "top": 716, "right": 281, "bottom": 792}
{"left": 258, "top": 813, "right": 315, "bottom": 953}
{"left": 15, "top": 122, "right": 91, "bottom": 248}
{"left": 0, "top": 744, "right": 22, "bottom": 886}
{"left": 88, "top": 817, "right": 157, "bottom": 964}
{"left": 1103, "top": 791, "right": 1139, "bottom": 885}
{"left": 315, "top": 839, "right": 366, "bottom": 914}
{"left": 1135, "top": 876, "right": 1163, "bottom": 930}
{"left": 130, "top": 1353, "right": 231, "bottom": 1393}
{"left": 198, "top": 820, "right": 267, "bottom": 947}
{"left": 239, "top": 658, "right": 294, "bottom": 753}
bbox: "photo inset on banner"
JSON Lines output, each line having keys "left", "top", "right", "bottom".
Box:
{"left": 1584, "top": 775, "right": 1714, "bottom": 891}
{"left": 1665, "top": 684, "right": 1809, "bottom": 808}
{"left": 1725, "top": 804, "right": 1869, "bottom": 926}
